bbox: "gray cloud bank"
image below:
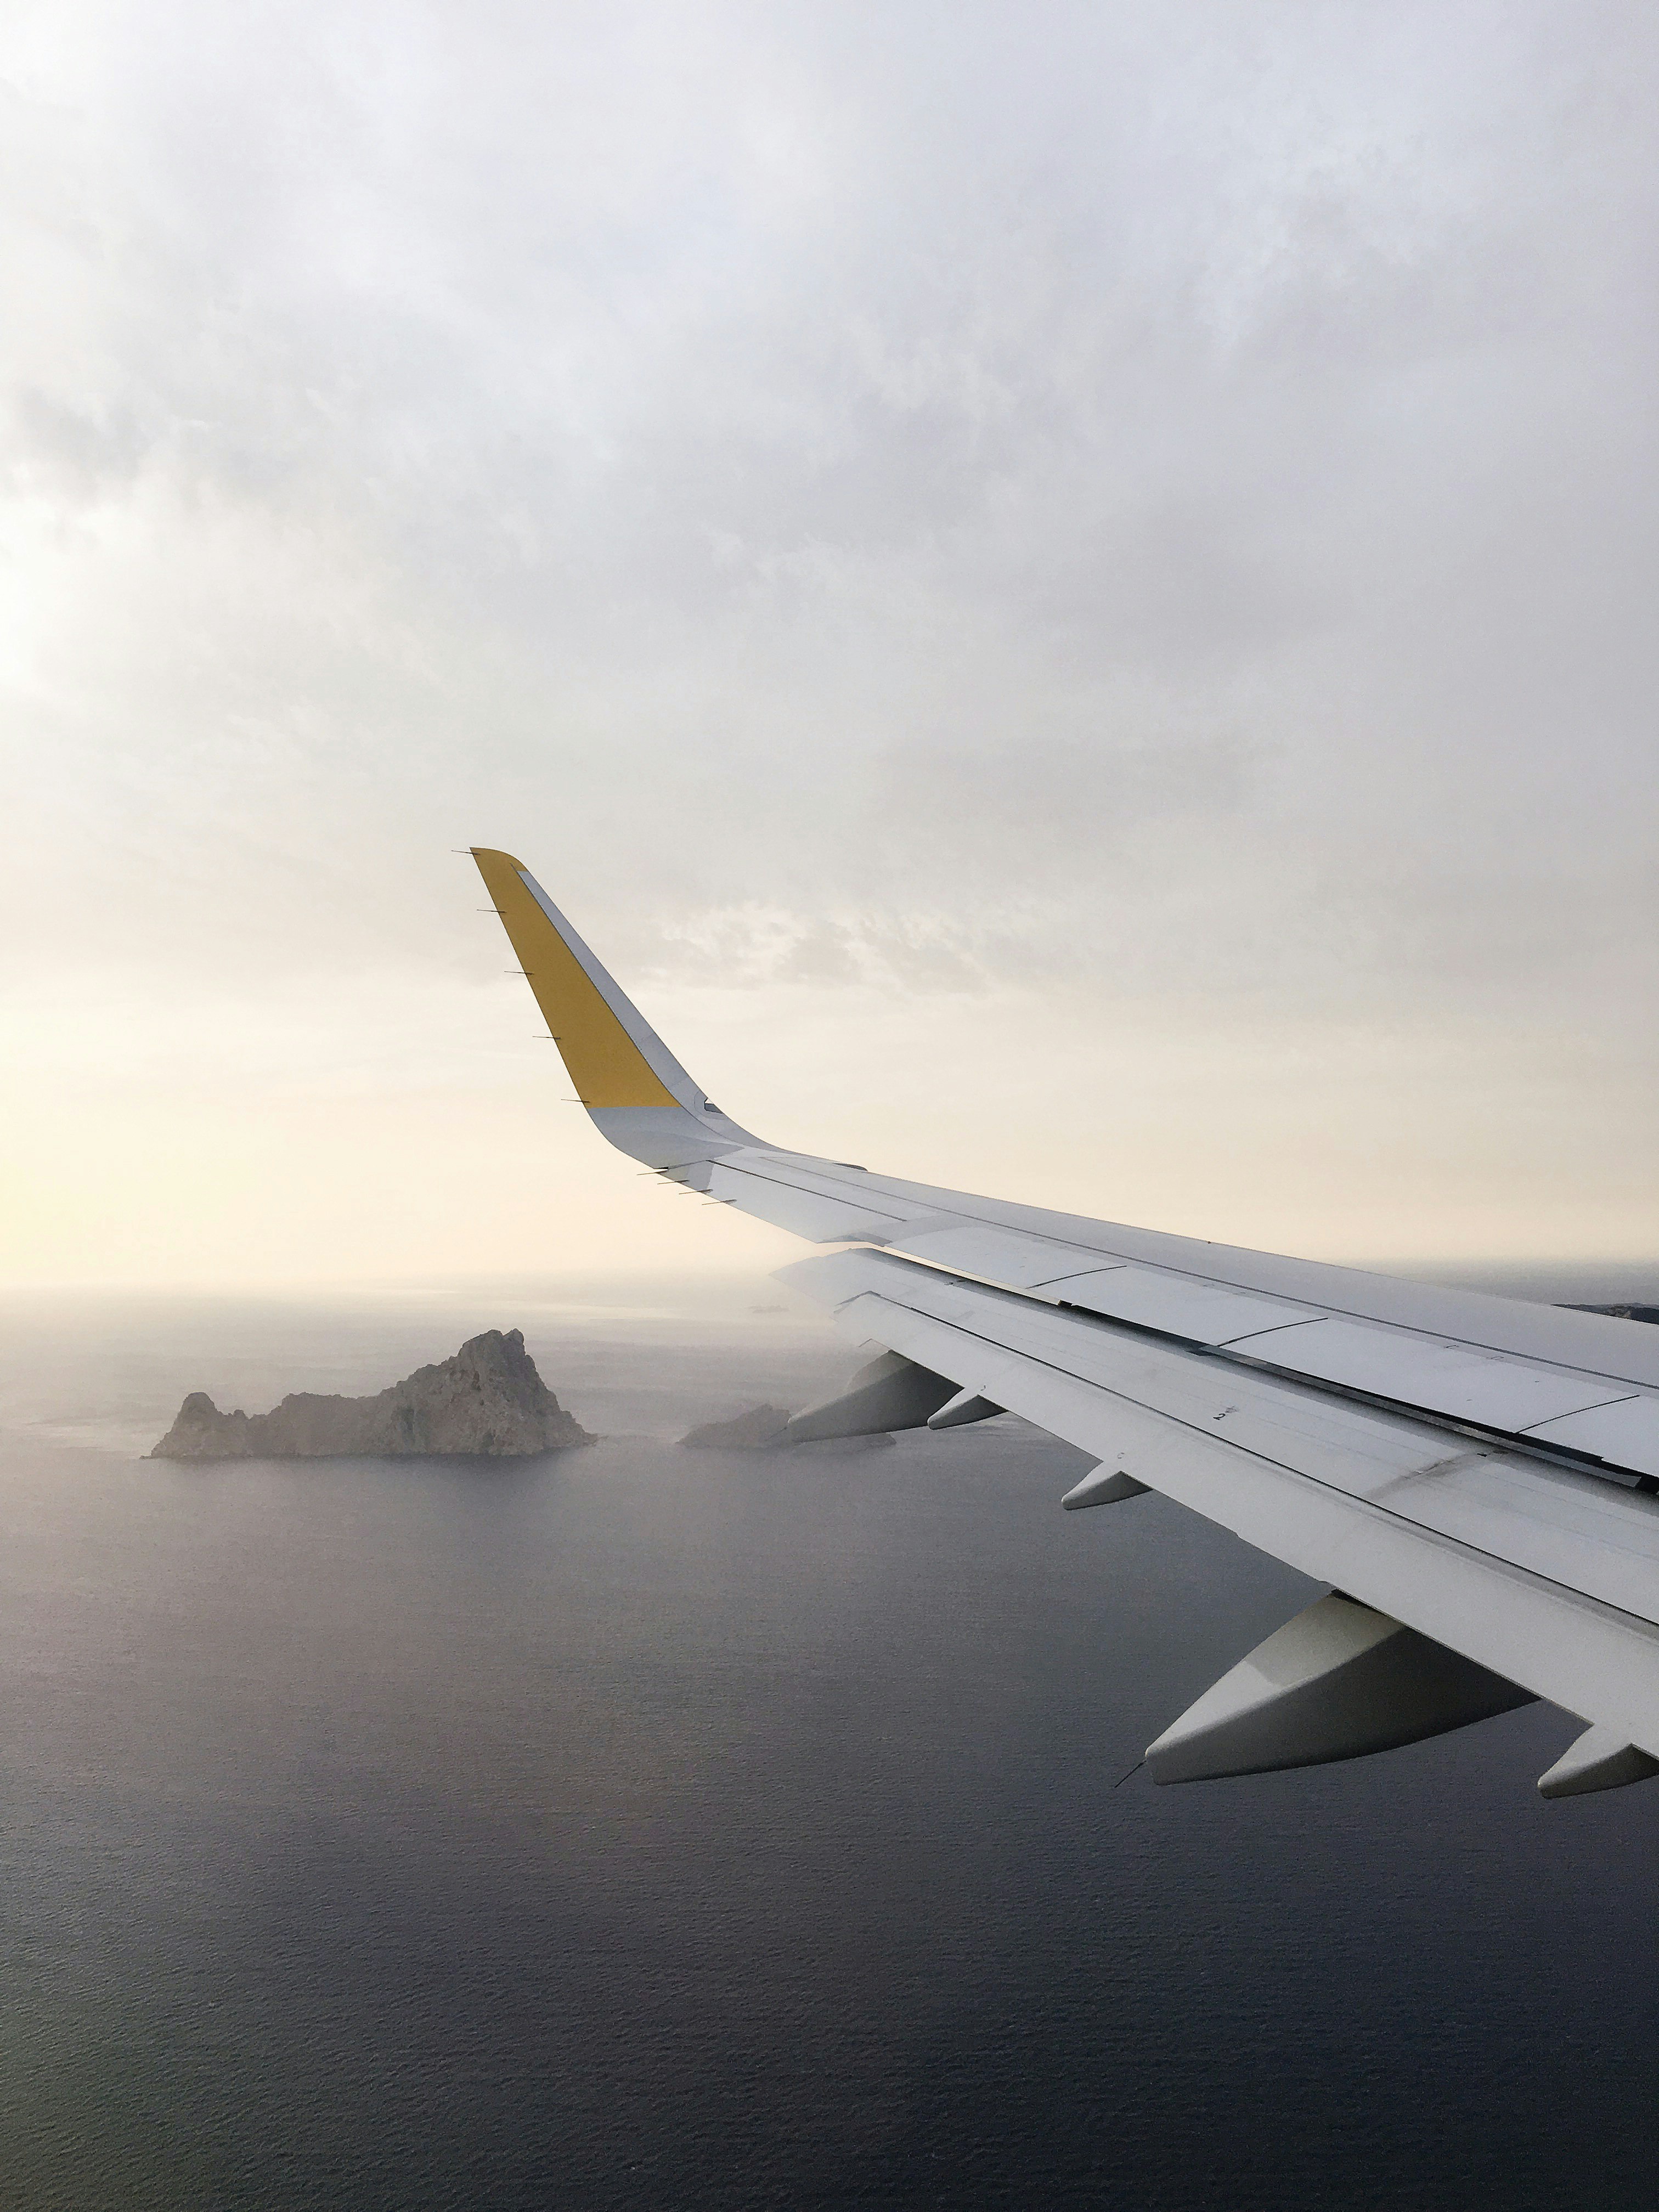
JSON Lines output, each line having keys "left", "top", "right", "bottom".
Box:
{"left": 3, "top": 1, "right": 1657, "bottom": 1271}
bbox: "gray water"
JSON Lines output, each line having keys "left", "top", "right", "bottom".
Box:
{"left": 1, "top": 1270, "right": 1656, "bottom": 2209}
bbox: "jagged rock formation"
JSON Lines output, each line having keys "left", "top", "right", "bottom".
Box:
{"left": 151, "top": 1329, "right": 595, "bottom": 1460}
{"left": 679, "top": 1404, "right": 792, "bottom": 1450}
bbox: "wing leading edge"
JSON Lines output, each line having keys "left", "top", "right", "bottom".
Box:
{"left": 472, "top": 850, "right": 1659, "bottom": 1796}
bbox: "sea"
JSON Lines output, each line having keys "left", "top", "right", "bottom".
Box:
{"left": 1, "top": 1263, "right": 1656, "bottom": 2212}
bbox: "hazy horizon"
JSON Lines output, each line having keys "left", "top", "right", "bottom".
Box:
{"left": 6, "top": 1253, "right": 1659, "bottom": 1303}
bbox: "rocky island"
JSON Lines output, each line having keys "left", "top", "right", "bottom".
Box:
{"left": 151, "top": 1329, "right": 595, "bottom": 1460}
{"left": 679, "top": 1404, "right": 793, "bottom": 1449}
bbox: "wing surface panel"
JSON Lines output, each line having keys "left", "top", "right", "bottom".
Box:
{"left": 891, "top": 1222, "right": 1122, "bottom": 1289}
{"left": 1227, "top": 1318, "right": 1638, "bottom": 1430}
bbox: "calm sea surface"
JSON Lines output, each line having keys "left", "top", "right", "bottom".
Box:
{"left": 0, "top": 1266, "right": 1656, "bottom": 2211}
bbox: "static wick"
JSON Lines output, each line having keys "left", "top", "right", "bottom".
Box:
{"left": 1112, "top": 1755, "right": 1146, "bottom": 1792}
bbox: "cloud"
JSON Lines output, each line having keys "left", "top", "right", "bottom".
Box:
{"left": 3, "top": 0, "right": 1657, "bottom": 1278}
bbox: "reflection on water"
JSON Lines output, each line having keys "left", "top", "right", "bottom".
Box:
{"left": 0, "top": 1271, "right": 1655, "bottom": 2210}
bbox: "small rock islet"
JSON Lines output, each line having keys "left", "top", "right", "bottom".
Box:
{"left": 678, "top": 1404, "right": 793, "bottom": 1450}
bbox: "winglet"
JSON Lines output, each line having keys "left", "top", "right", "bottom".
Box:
{"left": 471, "top": 849, "right": 758, "bottom": 1167}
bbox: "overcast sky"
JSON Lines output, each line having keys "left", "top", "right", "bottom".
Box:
{"left": 4, "top": 1, "right": 1656, "bottom": 1288}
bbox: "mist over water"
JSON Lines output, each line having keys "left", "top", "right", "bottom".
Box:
{"left": 1, "top": 1271, "right": 1656, "bottom": 2209}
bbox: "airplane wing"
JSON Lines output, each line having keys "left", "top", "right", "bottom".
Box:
{"left": 472, "top": 848, "right": 1659, "bottom": 1799}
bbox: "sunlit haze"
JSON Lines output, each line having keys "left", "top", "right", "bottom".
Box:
{"left": 5, "top": 3, "right": 1656, "bottom": 1287}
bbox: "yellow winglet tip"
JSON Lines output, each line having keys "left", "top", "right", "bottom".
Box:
{"left": 471, "top": 848, "right": 682, "bottom": 1110}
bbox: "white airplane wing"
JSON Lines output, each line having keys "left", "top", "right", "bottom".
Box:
{"left": 473, "top": 848, "right": 1659, "bottom": 1799}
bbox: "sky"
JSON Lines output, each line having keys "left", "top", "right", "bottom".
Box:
{"left": 3, "top": 0, "right": 1656, "bottom": 1289}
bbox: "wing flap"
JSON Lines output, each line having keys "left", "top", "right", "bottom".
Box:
{"left": 1525, "top": 1396, "right": 1659, "bottom": 1480}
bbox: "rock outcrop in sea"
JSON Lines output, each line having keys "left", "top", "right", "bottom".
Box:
{"left": 679, "top": 1404, "right": 793, "bottom": 1450}
{"left": 151, "top": 1329, "right": 595, "bottom": 1460}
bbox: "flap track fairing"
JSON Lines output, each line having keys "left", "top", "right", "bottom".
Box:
{"left": 1144, "top": 1593, "right": 1534, "bottom": 1785}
